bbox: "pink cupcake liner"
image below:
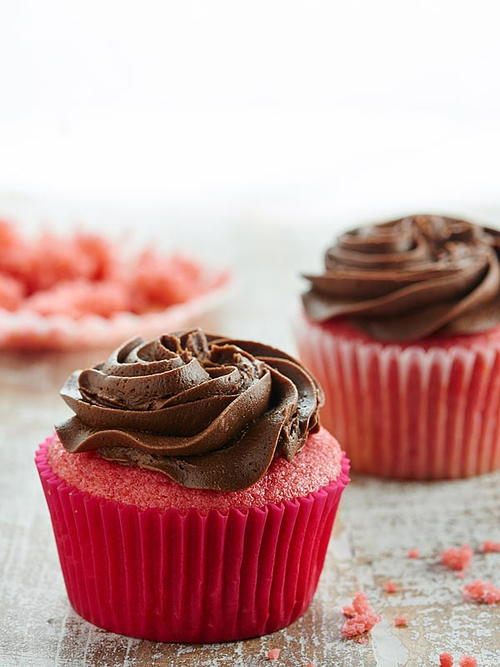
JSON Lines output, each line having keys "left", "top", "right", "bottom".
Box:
{"left": 0, "top": 270, "right": 232, "bottom": 351}
{"left": 295, "top": 313, "right": 500, "bottom": 479}
{"left": 36, "top": 441, "right": 349, "bottom": 643}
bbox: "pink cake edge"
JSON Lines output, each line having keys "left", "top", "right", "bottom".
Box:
{"left": 37, "top": 430, "right": 350, "bottom": 515}
{"left": 299, "top": 308, "right": 500, "bottom": 352}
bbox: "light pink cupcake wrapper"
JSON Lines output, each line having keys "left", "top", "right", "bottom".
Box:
{"left": 295, "top": 314, "right": 500, "bottom": 479}
{"left": 36, "top": 441, "right": 349, "bottom": 643}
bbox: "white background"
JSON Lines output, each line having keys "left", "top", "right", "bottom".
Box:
{"left": 1, "top": 0, "right": 500, "bottom": 228}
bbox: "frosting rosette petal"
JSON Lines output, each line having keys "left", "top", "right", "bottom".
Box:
{"left": 303, "top": 214, "right": 500, "bottom": 340}
{"left": 55, "top": 329, "right": 323, "bottom": 490}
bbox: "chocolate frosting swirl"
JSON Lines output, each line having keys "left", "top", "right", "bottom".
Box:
{"left": 303, "top": 214, "right": 500, "bottom": 341}
{"left": 55, "top": 329, "right": 322, "bottom": 491}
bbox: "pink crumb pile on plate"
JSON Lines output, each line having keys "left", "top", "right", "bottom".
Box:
{"left": 439, "top": 654, "right": 454, "bottom": 667}
{"left": 267, "top": 648, "right": 281, "bottom": 661}
{"left": 482, "top": 541, "right": 500, "bottom": 553}
{"left": 46, "top": 427, "right": 344, "bottom": 512}
{"left": 394, "top": 616, "right": 408, "bottom": 627}
{"left": 383, "top": 580, "right": 398, "bottom": 594}
{"left": 408, "top": 548, "right": 420, "bottom": 559}
{"left": 341, "top": 593, "right": 381, "bottom": 641}
{"left": 463, "top": 579, "right": 500, "bottom": 604}
{"left": 0, "top": 220, "right": 215, "bottom": 317}
{"left": 440, "top": 545, "right": 473, "bottom": 571}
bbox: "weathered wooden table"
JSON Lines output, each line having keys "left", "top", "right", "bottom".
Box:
{"left": 0, "top": 214, "right": 499, "bottom": 666}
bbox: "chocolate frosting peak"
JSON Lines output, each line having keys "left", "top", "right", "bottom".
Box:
{"left": 56, "top": 329, "right": 323, "bottom": 491}
{"left": 303, "top": 214, "right": 500, "bottom": 341}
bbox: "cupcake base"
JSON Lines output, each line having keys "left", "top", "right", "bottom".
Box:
{"left": 295, "top": 313, "right": 500, "bottom": 479}
{"left": 36, "top": 437, "right": 349, "bottom": 643}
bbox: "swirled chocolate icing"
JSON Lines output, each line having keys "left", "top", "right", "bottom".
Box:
{"left": 55, "top": 329, "right": 323, "bottom": 491}
{"left": 303, "top": 214, "right": 500, "bottom": 341}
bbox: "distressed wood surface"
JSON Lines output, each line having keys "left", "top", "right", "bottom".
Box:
{"left": 0, "top": 212, "right": 499, "bottom": 666}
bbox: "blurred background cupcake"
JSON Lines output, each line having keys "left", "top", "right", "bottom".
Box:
{"left": 296, "top": 214, "right": 500, "bottom": 479}
{"left": 36, "top": 328, "right": 349, "bottom": 643}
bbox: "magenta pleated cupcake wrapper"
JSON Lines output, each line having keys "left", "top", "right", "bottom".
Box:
{"left": 295, "top": 314, "right": 500, "bottom": 479}
{"left": 36, "top": 442, "right": 349, "bottom": 643}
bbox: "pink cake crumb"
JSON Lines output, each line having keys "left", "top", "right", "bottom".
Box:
{"left": 383, "top": 580, "right": 398, "bottom": 594}
{"left": 394, "top": 616, "right": 408, "bottom": 627}
{"left": 482, "top": 541, "right": 500, "bottom": 553}
{"left": 0, "top": 273, "right": 24, "bottom": 310}
{"left": 408, "top": 548, "right": 420, "bottom": 559}
{"left": 440, "top": 545, "right": 473, "bottom": 571}
{"left": 27, "top": 280, "right": 131, "bottom": 318}
{"left": 459, "top": 657, "right": 477, "bottom": 667}
{"left": 463, "top": 579, "right": 500, "bottom": 604}
{"left": 343, "top": 592, "right": 371, "bottom": 618}
{"left": 46, "top": 427, "right": 344, "bottom": 512}
{"left": 341, "top": 592, "right": 381, "bottom": 641}
{"left": 439, "top": 654, "right": 454, "bottom": 667}
{"left": 267, "top": 648, "right": 281, "bottom": 660}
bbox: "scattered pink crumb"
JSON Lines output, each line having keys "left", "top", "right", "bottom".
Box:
{"left": 342, "top": 605, "right": 355, "bottom": 618}
{"left": 341, "top": 592, "right": 381, "bottom": 640}
{"left": 482, "top": 541, "right": 500, "bottom": 553}
{"left": 394, "top": 616, "right": 408, "bottom": 627}
{"left": 305, "top": 664, "right": 314, "bottom": 667}
{"left": 267, "top": 648, "right": 281, "bottom": 661}
{"left": 408, "top": 548, "right": 420, "bottom": 559}
{"left": 440, "top": 545, "right": 473, "bottom": 571}
{"left": 383, "top": 580, "right": 398, "bottom": 594}
{"left": 463, "top": 579, "right": 500, "bottom": 604}
{"left": 459, "top": 656, "right": 477, "bottom": 667}
{"left": 439, "top": 654, "right": 454, "bottom": 667}
{"left": 456, "top": 571, "right": 465, "bottom": 579}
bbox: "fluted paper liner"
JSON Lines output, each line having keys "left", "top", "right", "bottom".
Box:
{"left": 36, "top": 441, "right": 349, "bottom": 643}
{"left": 295, "top": 313, "right": 500, "bottom": 479}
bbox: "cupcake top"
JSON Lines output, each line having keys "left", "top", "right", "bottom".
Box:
{"left": 56, "top": 328, "right": 323, "bottom": 491}
{"left": 303, "top": 214, "right": 500, "bottom": 341}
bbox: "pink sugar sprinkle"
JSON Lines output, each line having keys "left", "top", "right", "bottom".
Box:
{"left": 440, "top": 545, "right": 473, "bottom": 571}
{"left": 341, "top": 593, "right": 380, "bottom": 640}
{"left": 482, "top": 540, "right": 500, "bottom": 553}
{"left": 463, "top": 579, "right": 500, "bottom": 604}
{"left": 394, "top": 616, "right": 408, "bottom": 627}
{"left": 439, "top": 654, "right": 454, "bottom": 667}
{"left": 267, "top": 648, "right": 281, "bottom": 660}
{"left": 383, "top": 580, "right": 398, "bottom": 594}
{"left": 407, "top": 548, "right": 420, "bottom": 559}
{"left": 459, "top": 657, "right": 477, "bottom": 667}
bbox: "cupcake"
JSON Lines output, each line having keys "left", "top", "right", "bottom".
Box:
{"left": 296, "top": 214, "right": 500, "bottom": 479}
{"left": 36, "top": 328, "right": 349, "bottom": 643}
